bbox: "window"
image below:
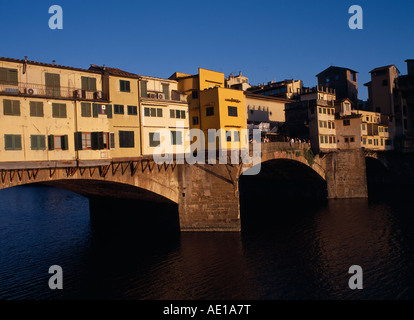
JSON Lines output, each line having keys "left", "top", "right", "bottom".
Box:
{"left": 368, "top": 139, "right": 372, "bottom": 145}
{"left": 45, "top": 73, "right": 61, "bottom": 96}
{"left": 329, "top": 136, "right": 333, "bottom": 144}
{"left": 81, "top": 77, "right": 97, "bottom": 92}
{"left": 343, "top": 119, "right": 350, "bottom": 126}
{"left": 144, "top": 107, "right": 150, "bottom": 117}
{"left": 180, "top": 110, "right": 185, "bottom": 119}
{"left": 334, "top": 74, "right": 339, "bottom": 81}
{"left": 345, "top": 137, "right": 349, "bottom": 143}
{"left": 350, "top": 137, "right": 355, "bottom": 143}
{"left": 119, "top": 131, "right": 134, "bottom": 148}
{"left": 149, "top": 132, "right": 160, "bottom": 147}
{"left": 206, "top": 107, "right": 214, "bottom": 116}
{"left": 127, "top": 105, "right": 138, "bottom": 115}
{"left": 328, "top": 122, "right": 332, "bottom": 129}
{"left": 162, "top": 84, "right": 170, "bottom": 100}
{"left": 4, "top": 134, "right": 22, "bottom": 150}
{"left": 324, "top": 136, "right": 328, "bottom": 143}
{"left": 30, "top": 101, "right": 44, "bottom": 117}
{"left": 323, "top": 121, "right": 327, "bottom": 128}
{"left": 0, "top": 67, "right": 18, "bottom": 85}
{"left": 319, "top": 107, "right": 322, "bottom": 114}
{"left": 192, "top": 91, "right": 198, "bottom": 99}
{"left": 319, "top": 121, "right": 324, "bottom": 128}
{"left": 81, "top": 102, "right": 92, "bottom": 117}
{"left": 171, "top": 131, "right": 182, "bottom": 145}
{"left": 157, "top": 108, "right": 163, "bottom": 117}
{"left": 332, "top": 121, "right": 335, "bottom": 129}
{"left": 52, "top": 103, "right": 67, "bottom": 118}
{"left": 362, "top": 123, "right": 366, "bottom": 130}
{"left": 3, "top": 99, "right": 20, "bottom": 116}
{"left": 363, "top": 138, "right": 367, "bottom": 144}
{"left": 226, "top": 131, "right": 232, "bottom": 142}
{"left": 82, "top": 133, "right": 91, "bottom": 149}
{"left": 47, "top": 135, "right": 69, "bottom": 150}
{"left": 351, "top": 72, "right": 357, "bottom": 82}
{"left": 234, "top": 131, "right": 240, "bottom": 142}
{"left": 228, "top": 106, "right": 238, "bottom": 117}
{"left": 140, "top": 81, "right": 147, "bottom": 97}
{"left": 320, "top": 136, "right": 324, "bottom": 144}
{"left": 30, "top": 135, "right": 46, "bottom": 150}
{"left": 192, "top": 117, "right": 199, "bottom": 125}
{"left": 114, "top": 104, "right": 124, "bottom": 114}
{"left": 323, "top": 108, "right": 327, "bottom": 114}
{"left": 120, "top": 80, "right": 130, "bottom": 92}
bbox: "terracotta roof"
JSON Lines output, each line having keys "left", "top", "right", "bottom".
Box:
{"left": 89, "top": 65, "right": 141, "bottom": 79}
{"left": 0, "top": 56, "right": 101, "bottom": 74}
{"left": 316, "top": 66, "right": 358, "bottom": 77}
{"left": 369, "top": 65, "right": 400, "bottom": 74}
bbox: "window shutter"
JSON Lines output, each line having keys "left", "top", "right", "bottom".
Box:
{"left": 107, "top": 104, "right": 112, "bottom": 118}
{"left": 4, "top": 135, "right": 13, "bottom": 150}
{"left": 81, "top": 77, "right": 88, "bottom": 90}
{"left": 61, "top": 135, "right": 69, "bottom": 150}
{"left": 91, "top": 132, "right": 99, "bottom": 150}
{"left": 110, "top": 133, "right": 115, "bottom": 149}
{"left": 0, "top": 68, "right": 7, "bottom": 82}
{"left": 162, "top": 84, "right": 170, "bottom": 100}
{"left": 74, "top": 132, "right": 82, "bottom": 150}
{"left": 48, "top": 135, "right": 54, "bottom": 150}
{"left": 8, "top": 69, "right": 18, "bottom": 84}
{"left": 97, "top": 132, "right": 104, "bottom": 150}
{"left": 3, "top": 100, "right": 12, "bottom": 115}
{"left": 141, "top": 81, "right": 147, "bottom": 97}
{"left": 180, "top": 110, "right": 185, "bottom": 119}
{"left": 30, "top": 135, "right": 37, "bottom": 150}
{"left": 92, "top": 104, "right": 98, "bottom": 117}
{"left": 170, "top": 109, "right": 175, "bottom": 118}
{"left": 39, "top": 135, "right": 46, "bottom": 150}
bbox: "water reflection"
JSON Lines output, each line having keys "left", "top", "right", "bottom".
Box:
{"left": 0, "top": 185, "right": 413, "bottom": 299}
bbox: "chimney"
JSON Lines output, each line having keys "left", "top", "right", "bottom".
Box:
{"left": 52, "top": 60, "right": 56, "bottom": 66}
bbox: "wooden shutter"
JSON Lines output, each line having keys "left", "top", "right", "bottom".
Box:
{"left": 91, "top": 132, "right": 99, "bottom": 150}
{"left": 74, "top": 132, "right": 82, "bottom": 150}
{"left": 48, "top": 135, "right": 55, "bottom": 150}
{"left": 107, "top": 104, "right": 112, "bottom": 118}
{"left": 141, "top": 81, "right": 147, "bottom": 97}
{"left": 97, "top": 132, "right": 104, "bottom": 150}
{"left": 61, "top": 135, "right": 69, "bottom": 150}
{"left": 3, "top": 99, "right": 12, "bottom": 115}
{"left": 45, "top": 73, "right": 60, "bottom": 96}
{"left": 162, "top": 84, "right": 170, "bottom": 100}
{"left": 92, "top": 104, "right": 98, "bottom": 118}
{"left": 110, "top": 133, "right": 115, "bottom": 149}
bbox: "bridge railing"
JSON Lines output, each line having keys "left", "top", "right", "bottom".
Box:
{"left": 249, "top": 141, "right": 311, "bottom": 153}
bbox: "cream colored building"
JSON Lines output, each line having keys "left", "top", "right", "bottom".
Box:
{"left": 139, "top": 75, "right": 189, "bottom": 156}
{"left": 0, "top": 57, "right": 109, "bottom": 166}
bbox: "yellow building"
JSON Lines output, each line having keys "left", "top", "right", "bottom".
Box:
{"left": 89, "top": 65, "right": 141, "bottom": 161}
{"left": 170, "top": 68, "right": 247, "bottom": 151}
{"left": 356, "top": 110, "right": 391, "bottom": 151}
{"left": 0, "top": 57, "right": 110, "bottom": 166}
{"left": 138, "top": 75, "right": 190, "bottom": 156}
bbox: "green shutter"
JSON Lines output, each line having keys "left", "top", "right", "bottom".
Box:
{"left": 107, "top": 104, "right": 112, "bottom": 118}
{"left": 48, "top": 135, "right": 54, "bottom": 150}
{"left": 162, "top": 84, "right": 170, "bottom": 100}
{"left": 3, "top": 99, "right": 12, "bottom": 115}
{"left": 92, "top": 104, "right": 98, "bottom": 118}
{"left": 180, "top": 110, "right": 185, "bottom": 119}
{"left": 74, "top": 132, "right": 82, "bottom": 150}
{"left": 170, "top": 109, "right": 175, "bottom": 118}
{"left": 91, "top": 132, "right": 98, "bottom": 150}
{"left": 141, "top": 81, "right": 147, "bottom": 97}
{"left": 62, "top": 135, "right": 69, "bottom": 150}
{"left": 110, "top": 133, "right": 115, "bottom": 149}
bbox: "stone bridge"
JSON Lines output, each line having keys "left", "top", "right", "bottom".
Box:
{"left": 0, "top": 142, "right": 368, "bottom": 231}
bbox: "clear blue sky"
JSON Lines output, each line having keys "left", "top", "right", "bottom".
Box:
{"left": 1, "top": 0, "right": 413, "bottom": 100}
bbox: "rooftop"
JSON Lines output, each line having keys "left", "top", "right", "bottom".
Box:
{"left": 316, "top": 66, "right": 359, "bottom": 77}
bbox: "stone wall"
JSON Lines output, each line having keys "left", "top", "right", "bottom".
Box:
{"left": 177, "top": 163, "right": 241, "bottom": 231}
{"left": 323, "top": 149, "right": 368, "bottom": 199}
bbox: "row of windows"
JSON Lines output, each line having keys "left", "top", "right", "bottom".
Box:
{"left": 205, "top": 106, "right": 238, "bottom": 117}
{"left": 2, "top": 100, "right": 188, "bottom": 120}
{"left": 3, "top": 134, "right": 69, "bottom": 151}
{"left": 2, "top": 131, "right": 136, "bottom": 151}
{"left": 319, "top": 120, "right": 336, "bottom": 129}
{"left": 149, "top": 131, "right": 183, "bottom": 147}
{"left": 319, "top": 135, "right": 336, "bottom": 145}
{"left": 318, "top": 107, "right": 335, "bottom": 115}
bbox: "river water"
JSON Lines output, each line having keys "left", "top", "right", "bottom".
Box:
{"left": 0, "top": 184, "right": 413, "bottom": 300}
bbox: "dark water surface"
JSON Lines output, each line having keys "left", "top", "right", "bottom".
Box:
{"left": 0, "top": 184, "right": 413, "bottom": 300}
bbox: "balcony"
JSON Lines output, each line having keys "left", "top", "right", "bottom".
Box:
{"left": 0, "top": 82, "right": 108, "bottom": 101}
